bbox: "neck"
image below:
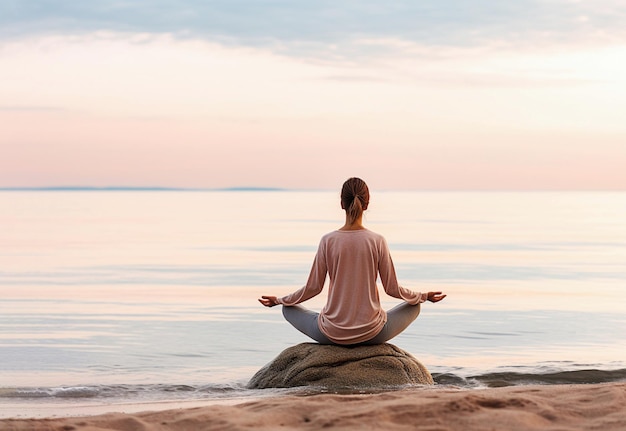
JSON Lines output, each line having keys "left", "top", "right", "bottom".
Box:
{"left": 340, "top": 214, "right": 364, "bottom": 230}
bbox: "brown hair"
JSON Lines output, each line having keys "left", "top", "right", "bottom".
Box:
{"left": 341, "top": 177, "right": 370, "bottom": 225}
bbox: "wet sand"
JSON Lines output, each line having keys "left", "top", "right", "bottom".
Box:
{"left": 2, "top": 382, "right": 625, "bottom": 430}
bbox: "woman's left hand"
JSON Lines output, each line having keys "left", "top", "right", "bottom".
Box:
{"left": 259, "top": 295, "right": 280, "bottom": 307}
{"left": 427, "top": 291, "right": 447, "bottom": 303}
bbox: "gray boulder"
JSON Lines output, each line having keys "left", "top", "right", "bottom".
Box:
{"left": 247, "top": 342, "right": 433, "bottom": 389}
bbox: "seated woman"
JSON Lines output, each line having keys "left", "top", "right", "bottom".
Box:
{"left": 259, "top": 177, "right": 446, "bottom": 345}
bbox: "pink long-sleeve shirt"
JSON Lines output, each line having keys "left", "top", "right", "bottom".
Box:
{"left": 277, "top": 229, "right": 427, "bottom": 344}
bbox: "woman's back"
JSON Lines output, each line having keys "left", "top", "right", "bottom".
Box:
{"left": 318, "top": 229, "right": 387, "bottom": 343}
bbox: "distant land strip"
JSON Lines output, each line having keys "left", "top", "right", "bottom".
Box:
{"left": 0, "top": 186, "right": 287, "bottom": 192}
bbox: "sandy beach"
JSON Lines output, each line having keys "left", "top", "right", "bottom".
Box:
{"left": 2, "top": 382, "right": 624, "bottom": 431}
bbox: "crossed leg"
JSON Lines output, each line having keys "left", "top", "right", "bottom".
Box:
{"left": 281, "top": 302, "right": 421, "bottom": 345}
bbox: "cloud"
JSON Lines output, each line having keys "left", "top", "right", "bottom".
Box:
{"left": 1, "top": 0, "right": 625, "bottom": 58}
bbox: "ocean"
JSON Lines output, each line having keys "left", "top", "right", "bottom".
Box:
{"left": 1, "top": 190, "right": 625, "bottom": 417}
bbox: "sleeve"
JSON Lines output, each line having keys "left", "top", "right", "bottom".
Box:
{"left": 277, "top": 238, "right": 328, "bottom": 306}
{"left": 377, "top": 236, "right": 427, "bottom": 305}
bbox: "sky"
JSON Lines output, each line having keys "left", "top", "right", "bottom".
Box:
{"left": 1, "top": 1, "right": 625, "bottom": 190}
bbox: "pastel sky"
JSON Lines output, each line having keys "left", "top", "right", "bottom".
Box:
{"left": 1, "top": 1, "right": 625, "bottom": 190}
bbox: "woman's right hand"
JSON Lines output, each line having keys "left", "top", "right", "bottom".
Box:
{"left": 427, "top": 291, "right": 446, "bottom": 303}
{"left": 259, "top": 295, "right": 280, "bottom": 307}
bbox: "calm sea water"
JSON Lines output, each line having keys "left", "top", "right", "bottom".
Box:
{"left": 1, "top": 191, "right": 625, "bottom": 415}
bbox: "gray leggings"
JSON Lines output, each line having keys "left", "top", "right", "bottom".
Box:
{"left": 281, "top": 302, "right": 421, "bottom": 345}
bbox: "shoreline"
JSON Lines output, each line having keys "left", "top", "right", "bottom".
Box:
{"left": 2, "top": 382, "right": 624, "bottom": 430}
{"left": 0, "top": 396, "right": 258, "bottom": 420}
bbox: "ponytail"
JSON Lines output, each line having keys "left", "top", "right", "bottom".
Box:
{"left": 347, "top": 194, "right": 363, "bottom": 225}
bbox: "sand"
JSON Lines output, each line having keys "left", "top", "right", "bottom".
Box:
{"left": 1, "top": 382, "right": 624, "bottom": 431}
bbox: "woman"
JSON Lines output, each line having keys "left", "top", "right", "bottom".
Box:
{"left": 259, "top": 177, "right": 446, "bottom": 345}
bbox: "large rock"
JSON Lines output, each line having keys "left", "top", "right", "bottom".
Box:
{"left": 247, "top": 343, "right": 433, "bottom": 389}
